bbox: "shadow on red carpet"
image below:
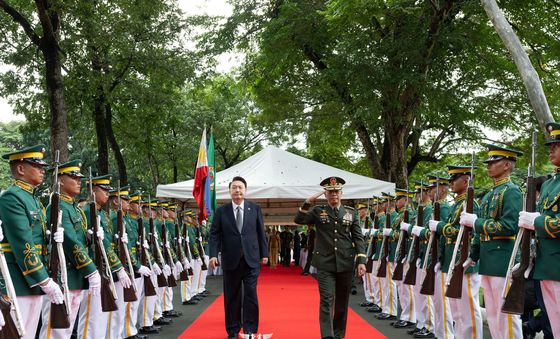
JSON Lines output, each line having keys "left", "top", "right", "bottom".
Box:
{"left": 180, "top": 265, "right": 387, "bottom": 339}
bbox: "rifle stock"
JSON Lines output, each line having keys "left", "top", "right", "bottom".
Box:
{"left": 421, "top": 197, "right": 440, "bottom": 296}
{"left": 182, "top": 224, "right": 195, "bottom": 276}
{"left": 175, "top": 221, "right": 189, "bottom": 281}
{"left": 404, "top": 205, "right": 423, "bottom": 285}
{"left": 195, "top": 226, "right": 208, "bottom": 271}
{"left": 393, "top": 209, "right": 409, "bottom": 281}
{"left": 137, "top": 214, "right": 157, "bottom": 297}
{"left": 117, "top": 207, "right": 137, "bottom": 302}
{"left": 161, "top": 222, "right": 178, "bottom": 287}
{"left": 365, "top": 214, "right": 377, "bottom": 274}
{"left": 149, "top": 217, "right": 168, "bottom": 288}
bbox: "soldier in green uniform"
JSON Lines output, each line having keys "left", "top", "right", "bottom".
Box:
{"left": 518, "top": 122, "right": 560, "bottom": 336}
{"left": 152, "top": 202, "right": 173, "bottom": 326}
{"left": 181, "top": 210, "right": 200, "bottom": 305}
{"left": 460, "top": 144, "right": 523, "bottom": 339}
{"left": 434, "top": 165, "right": 482, "bottom": 338}
{"left": 0, "top": 144, "right": 64, "bottom": 339}
{"left": 39, "top": 160, "right": 101, "bottom": 339}
{"left": 162, "top": 203, "right": 183, "bottom": 318}
{"left": 77, "top": 174, "right": 130, "bottom": 339}
{"left": 357, "top": 203, "right": 374, "bottom": 308}
{"left": 366, "top": 197, "right": 383, "bottom": 314}
{"left": 293, "top": 176, "right": 366, "bottom": 339}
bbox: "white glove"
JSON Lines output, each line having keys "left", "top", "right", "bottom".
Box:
{"left": 370, "top": 229, "right": 378, "bottom": 237}
{"left": 519, "top": 211, "right": 540, "bottom": 231}
{"left": 87, "top": 271, "right": 101, "bottom": 296}
{"left": 400, "top": 221, "right": 410, "bottom": 231}
{"left": 165, "top": 241, "right": 170, "bottom": 249}
{"left": 434, "top": 262, "right": 441, "bottom": 273}
{"left": 96, "top": 216, "right": 105, "bottom": 241}
{"left": 198, "top": 236, "right": 203, "bottom": 242}
{"left": 116, "top": 268, "right": 132, "bottom": 288}
{"left": 143, "top": 240, "right": 149, "bottom": 249}
{"left": 121, "top": 232, "right": 129, "bottom": 244}
{"left": 382, "top": 228, "right": 392, "bottom": 237}
{"left": 412, "top": 226, "right": 423, "bottom": 237}
{"left": 429, "top": 220, "right": 439, "bottom": 232}
{"left": 202, "top": 220, "right": 207, "bottom": 226}
{"left": 177, "top": 237, "right": 183, "bottom": 245}
{"left": 175, "top": 261, "right": 183, "bottom": 272}
{"left": 462, "top": 257, "right": 476, "bottom": 272}
{"left": 41, "top": 279, "right": 64, "bottom": 304}
{"left": 196, "top": 258, "right": 203, "bottom": 265}
{"left": 171, "top": 266, "right": 178, "bottom": 278}
{"left": 185, "top": 235, "right": 189, "bottom": 242}
{"left": 182, "top": 259, "right": 191, "bottom": 270}
{"left": 460, "top": 212, "right": 477, "bottom": 228}
{"left": 416, "top": 258, "right": 422, "bottom": 268}
{"left": 138, "top": 265, "right": 152, "bottom": 277}
{"left": 0, "top": 220, "right": 4, "bottom": 242}
{"left": 163, "top": 264, "right": 172, "bottom": 277}
{"left": 53, "top": 227, "right": 64, "bottom": 243}
{"left": 0, "top": 307, "right": 4, "bottom": 330}
{"left": 152, "top": 263, "right": 162, "bottom": 275}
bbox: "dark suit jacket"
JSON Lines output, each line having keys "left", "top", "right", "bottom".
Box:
{"left": 209, "top": 200, "right": 269, "bottom": 270}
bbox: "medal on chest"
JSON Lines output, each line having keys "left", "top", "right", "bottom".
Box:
{"left": 320, "top": 210, "right": 329, "bottom": 223}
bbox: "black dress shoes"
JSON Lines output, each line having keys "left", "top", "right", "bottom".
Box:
{"left": 139, "top": 326, "right": 160, "bottom": 334}
{"left": 392, "top": 320, "right": 415, "bottom": 328}
{"left": 125, "top": 335, "right": 148, "bottom": 339}
{"left": 366, "top": 304, "right": 382, "bottom": 313}
{"left": 360, "top": 301, "right": 374, "bottom": 307}
{"left": 413, "top": 328, "right": 435, "bottom": 338}
{"left": 153, "top": 317, "right": 172, "bottom": 325}
{"left": 407, "top": 327, "right": 422, "bottom": 335}
{"left": 183, "top": 299, "right": 199, "bottom": 305}
{"left": 376, "top": 313, "right": 397, "bottom": 320}
{"left": 163, "top": 310, "right": 182, "bottom": 317}
{"left": 351, "top": 286, "right": 357, "bottom": 295}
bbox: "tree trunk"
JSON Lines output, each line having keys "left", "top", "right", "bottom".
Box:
{"left": 104, "top": 103, "right": 127, "bottom": 184}
{"left": 481, "top": 0, "right": 553, "bottom": 132}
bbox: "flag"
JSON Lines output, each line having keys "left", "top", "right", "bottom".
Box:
{"left": 205, "top": 129, "right": 217, "bottom": 221}
{"left": 193, "top": 128, "right": 209, "bottom": 224}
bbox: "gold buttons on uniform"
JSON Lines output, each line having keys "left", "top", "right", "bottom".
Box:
{"left": 334, "top": 238, "right": 337, "bottom": 242}
{"left": 334, "top": 247, "right": 337, "bottom": 250}
{"left": 334, "top": 230, "right": 338, "bottom": 233}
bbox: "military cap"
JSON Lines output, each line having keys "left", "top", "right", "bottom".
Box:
{"left": 109, "top": 185, "right": 130, "bottom": 200}
{"left": 356, "top": 203, "right": 367, "bottom": 210}
{"left": 129, "top": 192, "right": 141, "bottom": 203}
{"left": 2, "top": 144, "right": 48, "bottom": 166}
{"left": 51, "top": 159, "right": 84, "bottom": 177}
{"left": 381, "top": 192, "right": 394, "bottom": 200}
{"left": 320, "top": 176, "right": 345, "bottom": 190}
{"left": 395, "top": 188, "right": 409, "bottom": 199}
{"left": 158, "top": 201, "right": 169, "bottom": 209}
{"left": 141, "top": 200, "right": 158, "bottom": 208}
{"left": 414, "top": 181, "right": 428, "bottom": 193}
{"left": 545, "top": 122, "right": 560, "bottom": 145}
{"left": 447, "top": 165, "right": 475, "bottom": 181}
{"left": 483, "top": 144, "right": 523, "bottom": 163}
{"left": 168, "top": 203, "right": 178, "bottom": 210}
{"left": 427, "top": 175, "right": 450, "bottom": 187}
{"left": 83, "top": 174, "right": 113, "bottom": 190}
{"left": 182, "top": 209, "right": 193, "bottom": 216}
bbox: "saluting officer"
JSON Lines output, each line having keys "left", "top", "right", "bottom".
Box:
{"left": 518, "top": 122, "right": 560, "bottom": 337}
{"left": 39, "top": 160, "right": 100, "bottom": 339}
{"left": 460, "top": 144, "right": 523, "bottom": 339}
{"left": 0, "top": 145, "right": 64, "bottom": 339}
{"left": 294, "top": 176, "right": 366, "bottom": 339}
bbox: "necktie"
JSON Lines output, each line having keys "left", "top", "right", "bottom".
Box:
{"left": 236, "top": 206, "right": 243, "bottom": 233}
{"left": 334, "top": 207, "right": 339, "bottom": 216}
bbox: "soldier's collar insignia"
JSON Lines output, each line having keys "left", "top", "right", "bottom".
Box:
{"left": 60, "top": 194, "right": 74, "bottom": 204}
{"left": 454, "top": 193, "right": 466, "bottom": 202}
{"left": 493, "top": 176, "right": 511, "bottom": 187}
{"left": 14, "top": 179, "right": 34, "bottom": 194}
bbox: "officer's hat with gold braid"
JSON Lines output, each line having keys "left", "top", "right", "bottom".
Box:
{"left": 356, "top": 203, "right": 367, "bottom": 210}
{"left": 109, "top": 185, "right": 130, "bottom": 200}
{"left": 129, "top": 192, "right": 141, "bottom": 204}
{"left": 83, "top": 174, "right": 113, "bottom": 190}
{"left": 447, "top": 165, "right": 475, "bottom": 181}
{"left": 395, "top": 188, "right": 409, "bottom": 200}
{"left": 320, "top": 176, "right": 345, "bottom": 191}
{"left": 2, "top": 144, "right": 48, "bottom": 166}
{"left": 371, "top": 196, "right": 380, "bottom": 205}
{"left": 141, "top": 200, "right": 158, "bottom": 208}
{"left": 51, "top": 159, "right": 84, "bottom": 177}
{"left": 483, "top": 144, "right": 523, "bottom": 163}
{"left": 545, "top": 122, "right": 560, "bottom": 145}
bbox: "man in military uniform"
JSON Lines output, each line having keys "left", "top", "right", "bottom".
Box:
{"left": 357, "top": 203, "right": 374, "bottom": 308}
{"left": 162, "top": 204, "right": 183, "bottom": 318}
{"left": 519, "top": 122, "right": 560, "bottom": 337}
{"left": 78, "top": 174, "right": 130, "bottom": 339}
{"left": 460, "top": 144, "right": 523, "bottom": 339}
{"left": 39, "top": 160, "right": 101, "bottom": 339}
{"left": 301, "top": 224, "right": 315, "bottom": 276}
{"left": 152, "top": 202, "right": 173, "bottom": 327}
{"left": 294, "top": 176, "right": 366, "bottom": 339}
{"left": 0, "top": 145, "right": 65, "bottom": 339}
{"left": 434, "top": 165, "right": 482, "bottom": 338}
{"left": 366, "top": 197, "right": 383, "bottom": 314}
{"left": 181, "top": 210, "right": 199, "bottom": 305}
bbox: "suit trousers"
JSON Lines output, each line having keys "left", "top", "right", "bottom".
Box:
{"left": 223, "top": 257, "right": 260, "bottom": 335}
{"left": 317, "top": 270, "right": 353, "bottom": 339}
{"left": 39, "top": 290, "right": 82, "bottom": 339}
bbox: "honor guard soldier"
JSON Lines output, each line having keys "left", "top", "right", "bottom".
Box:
{"left": 460, "top": 144, "right": 523, "bottom": 339}
{"left": 162, "top": 203, "right": 183, "bottom": 318}
{"left": 294, "top": 176, "right": 367, "bottom": 339}
{"left": 519, "top": 122, "right": 560, "bottom": 336}
{"left": 152, "top": 202, "right": 173, "bottom": 327}
{"left": 0, "top": 145, "right": 65, "bottom": 339}
{"left": 39, "top": 160, "right": 101, "bottom": 339}
{"left": 78, "top": 174, "right": 128, "bottom": 339}
{"left": 180, "top": 210, "right": 199, "bottom": 305}
{"left": 357, "top": 203, "right": 374, "bottom": 308}
{"left": 438, "top": 165, "right": 483, "bottom": 338}
{"left": 366, "top": 197, "right": 383, "bottom": 314}
{"left": 393, "top": 189, "right": 416, "bottom": 329}
{"left": 403, "top": 182, "right": 435, "bottom": 338}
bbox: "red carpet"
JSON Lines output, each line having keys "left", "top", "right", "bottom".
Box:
{"left": 180, "top": 265, "right": 386, "bottom": 339}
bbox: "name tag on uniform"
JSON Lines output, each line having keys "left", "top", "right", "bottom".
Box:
{"left": 343, "top": 212, "right": 353, "bottom": 226}
{"left": 320, "top": 210, "right": 328, "bottom": 223}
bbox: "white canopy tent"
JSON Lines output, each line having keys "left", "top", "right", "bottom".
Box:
{"left": 156, "top": 146, "right": 394, "bottom": 224}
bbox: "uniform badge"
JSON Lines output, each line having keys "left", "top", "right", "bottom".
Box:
{"left": 343, "top": 212, "right": 353, "bottom": 226}
{"left": 320, "top": 210, "right": 329, "bottom": 223}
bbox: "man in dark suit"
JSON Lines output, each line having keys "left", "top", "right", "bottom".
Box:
{"left": 209, "top": 176, "right": 269, "bottom": 339}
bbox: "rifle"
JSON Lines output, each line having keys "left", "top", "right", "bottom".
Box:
{"left": 420, "top": 179, "right": 440, "bottom": 295}
{"left": 376, "top": 202, "right": 391, "bottom": 278}
{"left": 47, "top": 150, "right": 71, "bottom": 328}
{"left": 404, "top": 183, "right": 424, "bottom": 286}
{"left": 393, "top": 184, "right": 410, "bottom": 281}
{"left": 446, "top": 153, "right": 476, "bottom": 298}
{"left": 501, "top": 131, "right": 537, "bottom": 314}
{"left": 160, "top": 214, "right": 178, "bottom": 288}
{"left": 365, "top": 201, "right": 376, "bottom": 274}
{"left": 195, "top": 225, "right": 208, "bottom": 271}
{"left": 116, "top": 181, "right": 137, "bottom": 302}
{"left": 174, "top": 209, "right": 189, "bottom": 281}
{"left": 88, "top": 169, "right": 118, "bottom": 312}
{"left": 182, "top": 219, "right": 195, "bottom": 276}
{"left": 0, "top": 221, "right": 25, "bottom": 338}
{"left": 147, "top": 196, "right": 168, "bottom": 288}
{"left": 136, "top": 193, "right": 156, "bottom": 297}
